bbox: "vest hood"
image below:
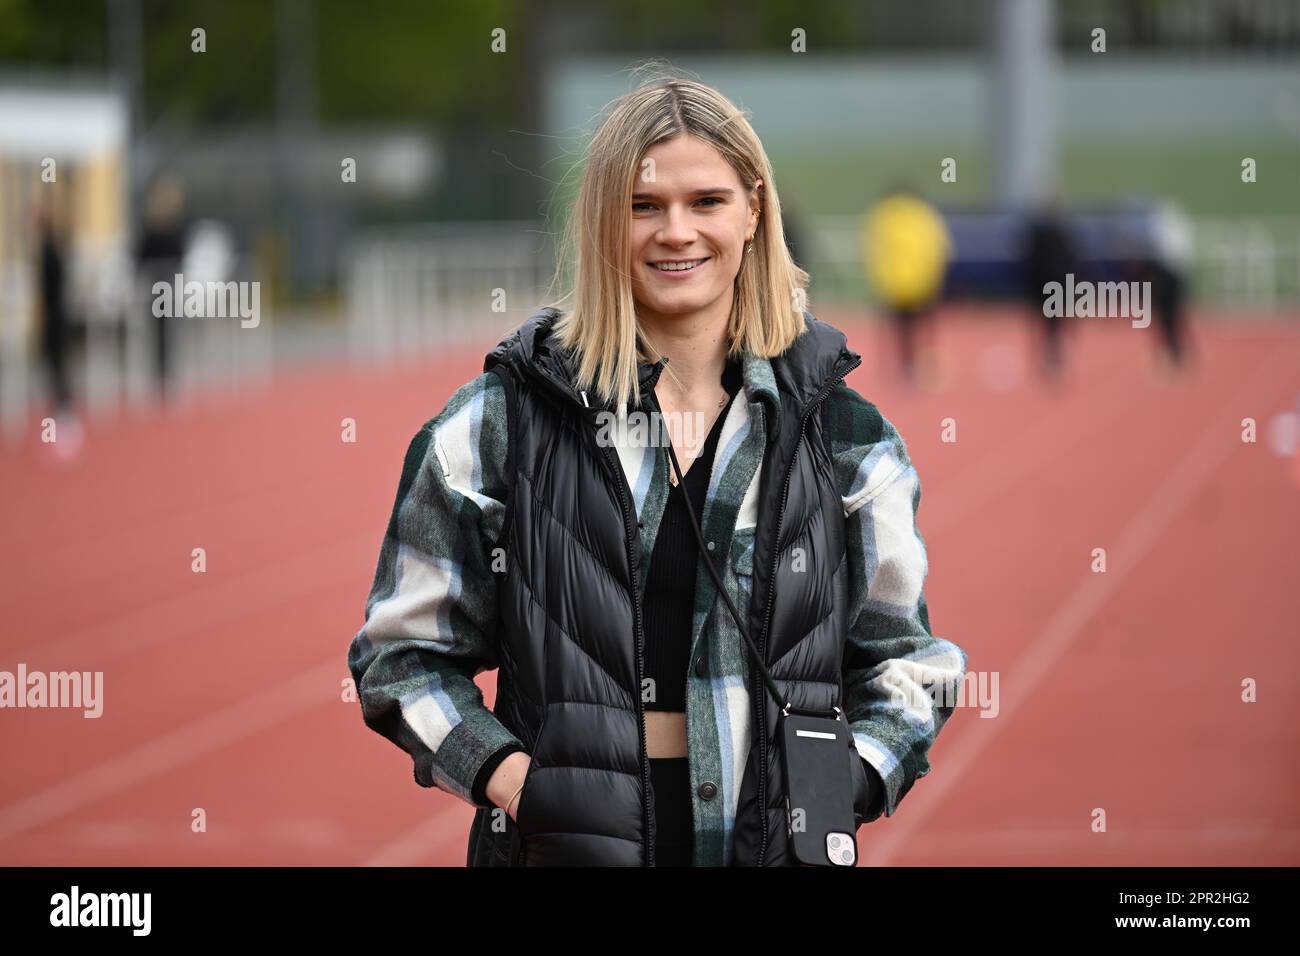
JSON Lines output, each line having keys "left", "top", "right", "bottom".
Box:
{"left": 484, "top": 306, "right": 861, "bottom": 445}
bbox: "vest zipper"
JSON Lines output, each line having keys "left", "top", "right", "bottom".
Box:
{"left": 595, "top": 438, "right": 656, "bottom": 867}
{"left": 754, "top": 352, "right": 861, "bottom": 866}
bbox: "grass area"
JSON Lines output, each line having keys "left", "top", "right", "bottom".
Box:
{"left": 771, "top": 138, "right": 1300, "bottom": 216}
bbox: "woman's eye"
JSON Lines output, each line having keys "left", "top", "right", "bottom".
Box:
{"left": 632, "top": 198, "right": 721, "bottom": 212}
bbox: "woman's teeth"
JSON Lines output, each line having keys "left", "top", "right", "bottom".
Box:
{"left": 652, "top": 258, "right": 707, "bottom": 272}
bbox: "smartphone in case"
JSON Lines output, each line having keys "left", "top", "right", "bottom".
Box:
{"left": 779, "top": 710, "right": 859, "bottom": 867}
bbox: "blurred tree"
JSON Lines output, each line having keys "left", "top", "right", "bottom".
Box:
{"left": 0, "top": 0, "right": 106, "bottom": 64}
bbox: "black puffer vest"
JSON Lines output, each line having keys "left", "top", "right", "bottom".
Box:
{"left": 466, "top": 307, "right": 863, "bottom": 866}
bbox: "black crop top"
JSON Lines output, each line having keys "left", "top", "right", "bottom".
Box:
{"left": 642, "top": 356, "right": 744, "bottom": 712}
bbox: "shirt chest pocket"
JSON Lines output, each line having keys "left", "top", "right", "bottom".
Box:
{"left": 727, "top": 526, "right": 756, "bottom": 606}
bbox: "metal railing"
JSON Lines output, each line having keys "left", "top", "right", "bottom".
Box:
{"left": 343, "top": 220, "right": 557, "bottom": 363}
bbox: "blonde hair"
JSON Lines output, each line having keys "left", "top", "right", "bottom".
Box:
{"left": 543, "top": 69, "right": 809, "bottom": 411}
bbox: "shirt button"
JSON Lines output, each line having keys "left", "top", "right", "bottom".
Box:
{"left": 706, "top": 541, "right": 715, "bottom": 551}
{"left": 698, "top": 781, "right": 718, "bottom": 800}
{"left": 694, "top": 655, "right": 707, "bottom": 677}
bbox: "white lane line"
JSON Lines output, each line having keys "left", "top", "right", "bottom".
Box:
{"left": 0, "top": 658, "right": 342, "bottom": 845}
{"left": 863, "top": 350, "right": 1298, "bottom": 867}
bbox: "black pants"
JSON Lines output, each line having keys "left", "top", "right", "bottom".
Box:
{"left": 42, "top": 322, "right": 72, "bottom": 411}
{"left": 889, "top": 303, "right": 934, "bottom": 382}
{"left": 649, "top": 757, "right": 694, "bottom": 866}
{"left": 153, "top": 311, "right": 172, "bottom": 401}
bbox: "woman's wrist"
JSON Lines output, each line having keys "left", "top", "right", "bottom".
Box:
{"left": 486, "top": 751, "right": 531, "bottom": 816}
{"left": 505, "top": 783, "right": 525, "bottom": 819}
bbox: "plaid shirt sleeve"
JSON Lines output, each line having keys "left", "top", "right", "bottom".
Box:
{"left": 821, "top": 382, "right": 969, "bottom": 822}
{"left": 347, "top": 371, "right": 524, "bottom": 810}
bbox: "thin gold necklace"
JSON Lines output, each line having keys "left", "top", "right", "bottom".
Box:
{"left": 640, "top": 333, "right": 730, "bottom": 487}
{"left": 640, "top": 331, "right": 728, "bottom": 408}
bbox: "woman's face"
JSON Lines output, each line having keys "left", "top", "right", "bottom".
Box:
{"left": 629, "top": 134, "right": 761, "bottom": 325}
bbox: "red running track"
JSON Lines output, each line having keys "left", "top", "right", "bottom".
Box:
{"left": 1, "top": 304, "right": 1297, "bottom": 866}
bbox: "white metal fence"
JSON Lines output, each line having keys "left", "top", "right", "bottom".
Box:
{"left": 343, "top": 220, "right": 557, "bottom": 364}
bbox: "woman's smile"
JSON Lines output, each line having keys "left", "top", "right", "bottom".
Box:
{"left": 648, "top": 256, "right": 711, "bottom": 277}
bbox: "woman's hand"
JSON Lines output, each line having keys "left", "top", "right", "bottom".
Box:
{"left": 486, "top": 751, "right": 533, "bottom": 822}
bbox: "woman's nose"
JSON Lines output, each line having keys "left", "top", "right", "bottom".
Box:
{"left": 657, "top": 205, "right": 696, "bottom": 244}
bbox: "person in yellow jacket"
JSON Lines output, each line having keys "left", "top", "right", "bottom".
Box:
{"left": 861, "top": 186, "right": 952, "bottom": 384}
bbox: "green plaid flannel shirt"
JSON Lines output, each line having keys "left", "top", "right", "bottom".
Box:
{"left": 348, "top": 343, "right": 968, "bottom": 866}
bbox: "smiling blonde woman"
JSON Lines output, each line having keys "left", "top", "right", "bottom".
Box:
{"left": 348, "top": 72, "right": 967, "bottom": 867}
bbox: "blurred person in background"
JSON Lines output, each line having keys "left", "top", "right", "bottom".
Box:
{"left": 348, "top": 75, "right": 966, "bottom": 867}
{"left": 1129, "top": 201, "right": 1194, "bottom": 376}
{"left": 34, "top": 203, "right": 83, "bottom": 458}
{"left": 861, "top": 184, "right": 952, "bottom": 386}
{"left": 136, "top": 175, "right": 187, "bottom": 404}
{"left": 1021, "top": 195, "right": 1078, "bottom": 381}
